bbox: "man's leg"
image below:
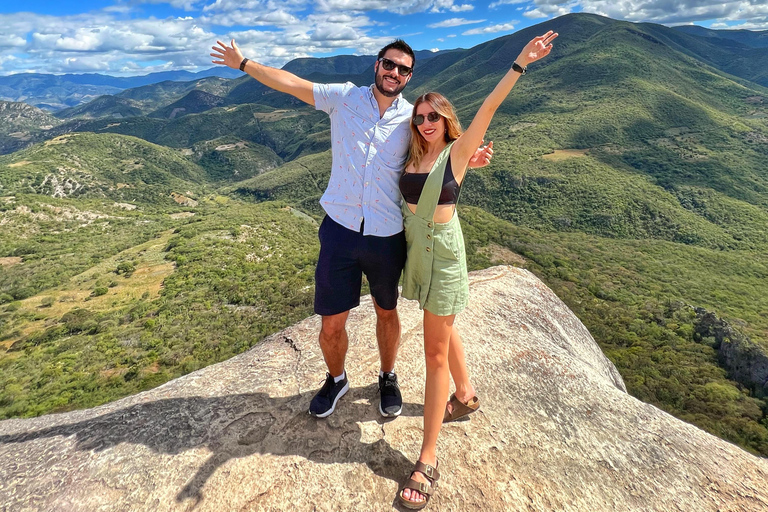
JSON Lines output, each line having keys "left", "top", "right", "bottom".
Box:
{"left": 319, "top": 310, "right": 351, "bottom": 377}
{"left": 373, "top": 299, "right": 400, "bottom": 374}
{"left": 362, "top": 229, "right": 406, "bottom": 417}
{"left": 310, "top": 217, "right": 363, "bottom": 418}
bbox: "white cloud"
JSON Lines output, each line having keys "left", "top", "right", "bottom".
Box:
{"left": 450, "top": 4, "right": 474, "bottom": 12}
{"left": 489, "top": 0, "right": 528, "bottom": 9}
{"left": 427, "top": 18, "right": 485, "bottom": 28}
{"left": 462, "top": 22, "right": 516, "bottom": 35}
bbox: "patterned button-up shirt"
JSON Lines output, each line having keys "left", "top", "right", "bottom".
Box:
{"left": 313, "top": 82, "right": 413, "bottom": 237}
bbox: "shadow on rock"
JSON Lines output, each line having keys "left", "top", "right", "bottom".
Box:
{"left": 0, "top": 385, "right": 423, "bottom": 506}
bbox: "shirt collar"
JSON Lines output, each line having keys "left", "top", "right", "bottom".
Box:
{"left": 368, "top": 83, "right": 403, "bottom": 111}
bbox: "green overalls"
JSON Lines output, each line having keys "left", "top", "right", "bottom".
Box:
{"left": 401, "top": 142, "right": 469, "bottom": 316}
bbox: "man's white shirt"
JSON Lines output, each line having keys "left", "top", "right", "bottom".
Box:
{"left": 313, "top": 82, "right": 413, "bottom": 237}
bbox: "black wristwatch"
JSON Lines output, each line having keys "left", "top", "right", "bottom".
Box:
{"left": 239, "top": 58, "right": 249, "bottom": 71}
{"left": 512, "top": 61, "right": 527, "bottom": 75}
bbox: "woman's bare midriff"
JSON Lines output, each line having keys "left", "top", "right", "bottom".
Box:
{"left": 405, "top": 202, "right": 456, "bottom": 224}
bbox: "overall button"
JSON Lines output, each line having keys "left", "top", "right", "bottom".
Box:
{"left": 426, "top": 234, "right": 431, "bottom": 240}
{"left": 426, "top": 247, "right": 431, "bottom": 252}
{"left": 427, "top": 222, "right": 433, "bottom": 228}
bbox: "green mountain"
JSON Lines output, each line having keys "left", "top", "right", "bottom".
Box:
{"left": 148, "top": 90, "right": 226, "bottom": 119}
{"left": 187, "top": 136, "right": 284, "bottom": 182}
{"left": 117, "top": 77, "right": 235, "bottom": 114}
{"left": 0, "top": 132, "right": 206, "bottom": 202}
{"left": 0, "top": 101, "right": 62, "bottom": 155}
{"left": 674, "top": 25, "right": 768, "bottom": 48}
{"left": 1, "top": 13, "right": 768, "bottom": 456}
{"left": 54, "top": 95, "right": 144, "bottom": 120}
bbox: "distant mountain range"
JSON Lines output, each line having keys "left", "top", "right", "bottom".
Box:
{"left": 0, "top": 67, "right": 243, "bottom": 110}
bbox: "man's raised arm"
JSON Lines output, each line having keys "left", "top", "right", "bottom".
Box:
{"left": 211, "top": 39, "right": 315, "bottom": 106}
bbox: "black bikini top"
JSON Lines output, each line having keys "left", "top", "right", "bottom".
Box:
{"left": 399, "top": 156, "right": 460, "bottom": 205}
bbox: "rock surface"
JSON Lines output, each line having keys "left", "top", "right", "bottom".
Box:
{"left": 1, "top": 266, "right": 767, "bottom": 512}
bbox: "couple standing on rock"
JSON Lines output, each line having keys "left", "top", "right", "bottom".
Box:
{"left": 212, "top": 31, "right": 556, "bottom": 509}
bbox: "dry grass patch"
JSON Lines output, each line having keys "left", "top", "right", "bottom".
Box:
{"left": 252, "top": 110, "right": 312, "bottom": 122}
{"left": 5, "top": 231, "right": 178, "bottom": 348}
{"left": 8, "top": 160, "right": 31, "bottom": 168}
{"left": 542, "top": 149, "right": 589, "bottom": 161}
{"left": 0, "top": 257, "right": 22, "bottom": 267}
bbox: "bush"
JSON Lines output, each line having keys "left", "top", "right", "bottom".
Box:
{"left": 92, "top": 287, "right": 108, "bottom": 297}
{"left": 40, "top": 297, "right": 55, "bottom": 308}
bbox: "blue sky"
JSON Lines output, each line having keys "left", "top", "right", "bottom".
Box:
{"left": 0, "top": 0, "right": 765, "bottom": 76}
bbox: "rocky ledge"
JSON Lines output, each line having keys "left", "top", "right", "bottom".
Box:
{"left": 1, "top": 266, "right": 766, "bottom": 511}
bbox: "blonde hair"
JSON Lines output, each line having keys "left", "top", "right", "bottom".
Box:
{"left": 405, "top": 92, "right": 463, "bottom": 171}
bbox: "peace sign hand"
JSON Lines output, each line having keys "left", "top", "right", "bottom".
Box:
{"left": 516, "top": 31, "right": 558, "bottom": 67}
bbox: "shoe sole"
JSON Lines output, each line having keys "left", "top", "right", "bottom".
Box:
{"left": 309, "top": 381, "right": 349, "bottom": 418}
{"left": 379, "top": 400, "right": 402, "bottom": 417}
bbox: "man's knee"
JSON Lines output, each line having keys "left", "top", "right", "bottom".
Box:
{"left": 373, "top": 299, "right": 398, "bottom": 322}
{"left": 321, "top": 311, "right": 349, "bottom": 338}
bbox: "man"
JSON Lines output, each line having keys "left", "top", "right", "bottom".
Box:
{"left": 211, "top": 39, "right": 491, "bottom": 419}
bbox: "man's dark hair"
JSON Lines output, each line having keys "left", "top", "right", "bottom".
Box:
{"left": 378, "top": 39, "right": 415, "bottom": 69}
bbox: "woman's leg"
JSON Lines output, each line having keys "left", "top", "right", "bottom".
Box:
{"left": 401, "top": 310, "right": 453, "bottom": 504}
{"left": 447, "top": 325, "right": 476, "bottom": 409}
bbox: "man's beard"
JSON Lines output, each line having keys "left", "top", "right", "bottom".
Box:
{"left": 375, "top": 72, "right": 407, "bottom": 98}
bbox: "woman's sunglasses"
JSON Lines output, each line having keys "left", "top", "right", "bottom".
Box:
{"left": 378, "top": 57, "right": 413, "bottom": 77}
{"left": 412, "top": 112, "right": 442, "bottom": 126}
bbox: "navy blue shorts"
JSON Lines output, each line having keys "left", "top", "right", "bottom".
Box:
{"left": 314, "top": 216, "right": 406, "bottom": 316}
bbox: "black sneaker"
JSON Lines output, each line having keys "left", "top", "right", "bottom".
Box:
{"left": 378, "top": 371, "right": 402, "bottom": 417}
{"left": 309, "top": 372, "right": 349, "bottom": 418}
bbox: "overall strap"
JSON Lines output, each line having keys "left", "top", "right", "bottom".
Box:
{"left": 414, "top": 142, "right": 454, "bottom": 221}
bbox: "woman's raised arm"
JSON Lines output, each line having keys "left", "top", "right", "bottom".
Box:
{"left": 451, "top": 30, "right": 558, "bottom": 177}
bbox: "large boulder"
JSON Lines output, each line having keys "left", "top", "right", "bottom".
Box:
{"left": 1, "top": 266, "right": 766, "bottom": 511}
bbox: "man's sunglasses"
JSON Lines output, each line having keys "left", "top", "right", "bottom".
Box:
{"left": 378, "top": 57, "right": 413, "bottom": 76}
{"left": 412, "top": 112, "right": 441, "bottom": 126}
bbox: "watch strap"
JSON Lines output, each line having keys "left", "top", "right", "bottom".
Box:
{"left": 239, "top": 58, "right": 249, "bottom": 71}
{"left": 512, "top": 61, "right": 526, "bottom": 75}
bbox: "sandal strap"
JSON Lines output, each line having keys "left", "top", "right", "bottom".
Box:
{"left": 402, "top": 477, "right": 434, "bottom": 497}
{"left": 413, "top": 461, "right": 440, "bottom": 482}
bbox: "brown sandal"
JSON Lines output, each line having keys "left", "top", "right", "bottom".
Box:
{"left": 443, "top": 393, "right": 480, "bottom": 423}
{"left": 397, "top": 460, "right": 440, "bottom": 510}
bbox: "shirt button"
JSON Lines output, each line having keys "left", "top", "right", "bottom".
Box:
{"left": 365, "top": 182, "right": 369, "bottom": 186}
{"left": 427, "top": 222, "right": 433, "bottom": 228}
{"left": 426, "top": 247, "right": 431, "bottom": 252}
{"left": 426, "top": 234, "right": 431, "bottom": 240}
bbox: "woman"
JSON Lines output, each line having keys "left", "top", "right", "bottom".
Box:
{"left": 397, "top": 30, "right": 558, "bottom": 509}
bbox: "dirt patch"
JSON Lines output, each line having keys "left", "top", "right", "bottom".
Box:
{"left": 0, "top": 257, "right": 22, "bottom": 267}
{"left": 214, "top": 142, "right": 247, "bottom": 151}
{"left": 542, "top": 149, "right": 588, "bottom": 161}
{"left": 509, "top": 122, "right": 537, "bottom": 132}
{"left": 170, "top": 212, "right": 195, "bottom": 219}
{"left": 44, "top": 135, "right": 72, "bottom": 146}
{"left": 170, "top": 192, "right": 198, "bottom": 207}
{"left": 8, "top": 160, "right": 31, "bottom": 168}
{"left": 478, "top": 244, "right": 526, "bottom": 266}
{"left": 252, "top": 110, "right": 311, "bottom": 122}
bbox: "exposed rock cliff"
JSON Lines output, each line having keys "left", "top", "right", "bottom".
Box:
{"left": 1, "top": 266, "right": 766, "bottom": 511}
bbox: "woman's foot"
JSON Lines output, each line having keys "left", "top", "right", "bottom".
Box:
{"left": 445, "top": 389, "right": 475, "bottom": 416}
{"left": 401, "top": 468, "right": 429, "bottom": 504}
{"left": 443, "top": 392, "right": 480, "bottom": 423}
{"left": 398, "top": 459, "right": 439, "bottom": 509}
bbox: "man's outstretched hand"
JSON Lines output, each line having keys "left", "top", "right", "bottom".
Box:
{"left": 211, "top": 39, "right": 244, "bottom": 69}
